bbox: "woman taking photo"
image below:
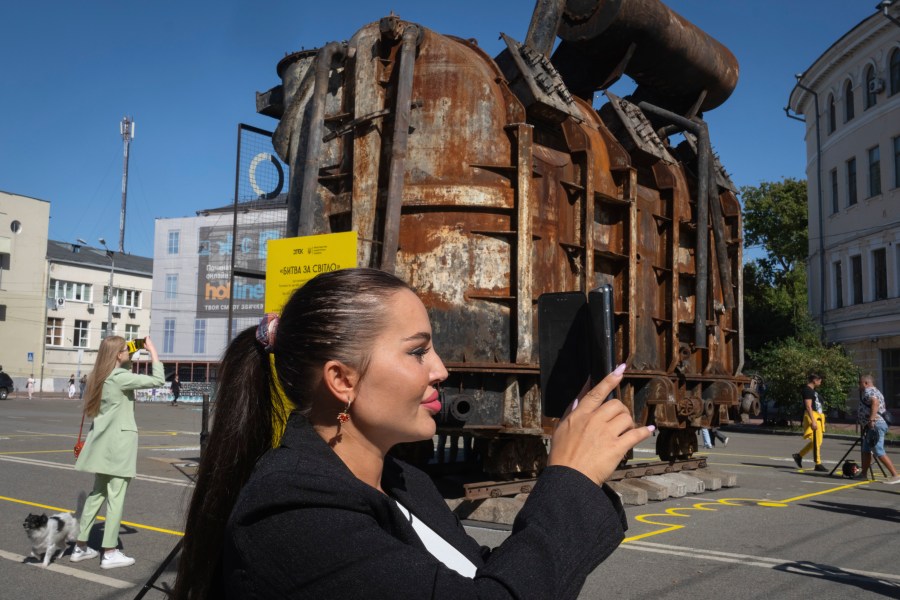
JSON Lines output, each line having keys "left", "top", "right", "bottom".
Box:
{"left": 70, "top": 336, "right": 164, "bottom": 568}
{"left": 174, "top": 268, "right": 652, "bottom": 599}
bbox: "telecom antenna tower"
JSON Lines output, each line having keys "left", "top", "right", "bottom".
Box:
{"left": 119, "top": 116, "right": 135, "bottom": 253}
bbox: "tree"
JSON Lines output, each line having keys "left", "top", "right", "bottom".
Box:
{"left": 751, "top": 337, "right": 857, "bottom": 420}
{"left": 740, "top": 178, "right": 810, "bottom": 353}
{"left": 741, "top": 178, "right": 808, "bottom": 285}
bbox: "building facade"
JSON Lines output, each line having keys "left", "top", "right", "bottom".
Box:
{"left": 0, "top": 191, "right": 50, "bottom": 388}
{"left": 151, "top": 202, "right": 285, "bottom": 383}
{"left": 43, "top": 241, "right": 153, "bottom": 389}
{"left": 788, "top": 7, "right": 900, "bottom": 409}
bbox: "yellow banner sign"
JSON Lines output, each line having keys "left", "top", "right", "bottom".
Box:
{"left": 264, "top": 231, "right": 358, "bottom": 313}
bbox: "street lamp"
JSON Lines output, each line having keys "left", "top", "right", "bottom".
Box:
{"left": 98, "top": 237, "right": 116, "bottom": 339}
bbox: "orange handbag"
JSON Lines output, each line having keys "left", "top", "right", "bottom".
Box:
{"left": 74, "top": 413, "right": 85, "bottom": 459}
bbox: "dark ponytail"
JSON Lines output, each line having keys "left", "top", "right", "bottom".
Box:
{"left": 173, "top": 327, "right": 277, "bottom": 600}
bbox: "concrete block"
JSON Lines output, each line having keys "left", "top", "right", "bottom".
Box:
{"left": 690, "top": 469, "right": 722, "bottom": 491}
{"left": 661, "top": 472, "right": 705, "bottom": 494}
{"left": 607, "top": 480, "right": 648, "bottom": 505}
{"left": 451, "top": 497, "right": 525, "bottom": 525}
{"left": 644, "top": 474, "right": 686, "bottom": 497}
{"left": 702, "top": 468, "right": 738, "bottom": 487}
{"left": 623, "top": 477, "right": 671, "bottom": 501}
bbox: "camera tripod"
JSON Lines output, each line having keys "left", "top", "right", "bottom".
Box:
{"left": 828, "top": 428, "right": 887, "bottom": 480}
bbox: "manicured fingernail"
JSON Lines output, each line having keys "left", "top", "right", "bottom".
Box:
{"left": 613, "top": 363, "right": 626, "bottom": 376}
{"left": 647, "top": 425, "right": 656, "bottom": 432}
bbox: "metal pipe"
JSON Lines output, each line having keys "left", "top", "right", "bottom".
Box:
{"left": 380, "top": 25, "right": 419, "bottom": 273}
{"left": 553, "top": 0, "right": 739, "bottom": 114}
{"left": 525, "top": 0, "right": 566, "bottom": 56}
{"left": 637, "top": 101, "right": 708, "bottom": 348}
{"left": 793, "top": 77, "right": 826, "bottom": 341}
{"left": 291, "top": 42, "right": 343, "bottom": 237}
{"left": 701, "top": 119, "right": 734, "bottom": 311}
{"left": 226, "top": 123, "right": 243, "bottom": 344}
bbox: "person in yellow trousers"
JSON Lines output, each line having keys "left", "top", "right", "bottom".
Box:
{"left": 70, "top": 336, "right": 164, "bottom": 568}
{"left": 792, "top": 372, "right": 827, "bottom": 472}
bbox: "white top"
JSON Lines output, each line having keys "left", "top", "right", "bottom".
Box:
{"left": 393, "top": 500, "right": 478, "bottom": 578}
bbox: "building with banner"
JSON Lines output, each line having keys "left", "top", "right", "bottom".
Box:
{"left": 150, "top": 199, "right": 287, "bottom": 383}
{"left": 150, "top": 124, "right": 289, "bottom": 384}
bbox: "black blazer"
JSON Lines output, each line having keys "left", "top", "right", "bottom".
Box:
{"left": 222, "top": 413, "right": 627, "bottom": 599}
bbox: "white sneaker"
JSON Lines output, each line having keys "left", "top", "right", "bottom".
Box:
{"left": 883, "top": 475, "right": 900, "bottom": 485}
{"left": 100, "top": 549, "right": 135, "bottom": 569}
{"left": 70, "top": 546, "right": 99, "bottom": 563}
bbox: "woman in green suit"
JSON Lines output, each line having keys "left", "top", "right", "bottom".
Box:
{"left": 70, "top": 335, "right": 164, "bottom": 569}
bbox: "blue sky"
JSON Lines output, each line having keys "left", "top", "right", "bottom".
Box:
{"left": 0, "top": 1, "right": 879, "bottom": 259}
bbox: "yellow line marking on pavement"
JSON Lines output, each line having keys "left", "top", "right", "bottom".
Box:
{"left": 0, "top": 549, "right": 133, "bottom": 589}
{"left": 0, "top": 495, "right": 184, "bottom": 536}
{"left": 780, "top": 480, "right": 871, "bottom": 502}
{"left": 625, "top": 480, "right": 874, "bottom": 544}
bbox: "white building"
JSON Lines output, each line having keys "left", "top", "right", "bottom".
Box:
{"left": 151, "top": 201, "right": 286, "bottom": 383}
{"left": 788, "top": 6, "right": 900, "bottom": 409}
{"left": 43, "top": 241, "right": 153, "bottom": 388}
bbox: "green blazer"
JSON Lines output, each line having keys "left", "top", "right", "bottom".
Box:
{"left": 75, "top": 362, "right": 165, "bottom": 478}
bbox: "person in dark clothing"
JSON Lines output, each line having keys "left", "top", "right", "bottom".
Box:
{"left": 170, "top": 376, "right": 180, "bottom": 406}
{"left": 173, "top": 268, "right": 652, "bottom": 599}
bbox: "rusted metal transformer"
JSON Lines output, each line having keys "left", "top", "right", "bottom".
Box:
{"left": 257, "top": 0, "right": 759, "bottom": 476}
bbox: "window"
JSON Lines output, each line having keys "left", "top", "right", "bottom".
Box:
{"left": 163, "top": 318, "right": 176, "bottom": 353}
{"left": 48, "top": 279, "right": 92, "bottom": 302}
{"left": 827, "top": 94, "right": 835, "bottom": 134}
{"left": 833, "top": 261, "right": 843, "bottom": 309}
{"left": 894, "top": 136, "right": 900, "bottom": 189}
{"left": 830, "top": 168, "right": 839, "bottom": 214}
{"left": 165, "top": 274, "right": 178, "bottom": 300}
{"left": 844, "top": 80, "right": 855, "bottom": 122}
{"left": 883, "top": 349, "right": 900, "bottom": 410}
{"left": 46, "top": 318, "right": 63, "bottom": 346}
{"left": 100, "top": 322, "right": 116, "bottom": 339}
{"left": 73, "top": 320, "right": 89, "bottom": 348}
{"left": 865, "top": 65, "right": 877, "bottom": 110}
{"left": 167, "top": 230, "right": 180, "bottom": 255}
{"left": 104, "top": 287, "right": 141, "bottom": 309}
{"left": 847, "top": 158, "right": 857, "bottom": 206}
{"left": 868, "top": 146, "right": 881, "bottom": 197}
{"left": 0, "top": 250, "right": 9, "bottom": 288}
{"left": 873, "top": 248, "right": 888, "bottom": 301}
{"left": 193, "top": 319, "right": 207, "bottom": 354}
{"left": 890, "top": 48, "right": 900, "bottom": 96}
{"left": 125, "top": 324, "right": 139, "bottom": 341}
{"left": 851, "top": 255, "right": 863, "bottom": 304}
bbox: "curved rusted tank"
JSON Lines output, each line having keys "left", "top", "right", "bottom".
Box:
{"left": 257, "top": 0, "right": 755, "bottom": 476}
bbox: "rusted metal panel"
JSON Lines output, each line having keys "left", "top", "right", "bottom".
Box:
{"left": 262, "top": 7, "right": 748, "bottom": 473}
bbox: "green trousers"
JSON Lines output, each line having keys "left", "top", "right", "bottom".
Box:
{"left": 77, "top": 474, "right": 132, "bottom": 549}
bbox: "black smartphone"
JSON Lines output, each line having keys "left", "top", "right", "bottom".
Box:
{"left": 538, "top": 286, "right": 617, "bottom": 418}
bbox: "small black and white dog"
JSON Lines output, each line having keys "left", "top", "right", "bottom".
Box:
{"left": 23, "top": 512, "right": 80, "bottom": 567}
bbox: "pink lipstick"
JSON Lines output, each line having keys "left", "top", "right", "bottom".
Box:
{"left": 421, "top": 390, "right": 442, "bottom": 413}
